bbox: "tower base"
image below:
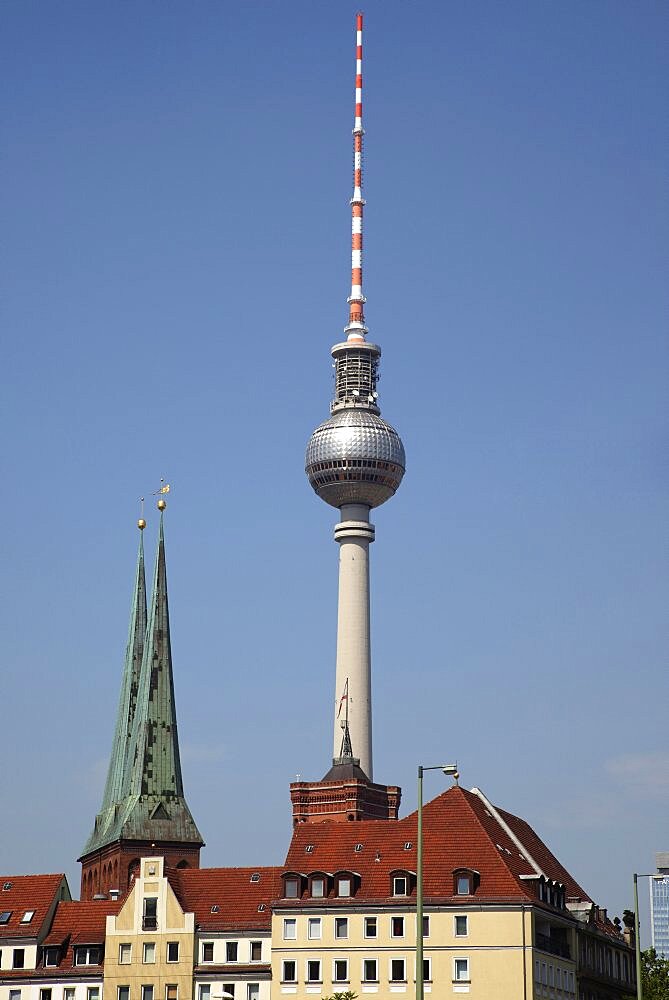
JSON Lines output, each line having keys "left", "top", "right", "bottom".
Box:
{"left": 290, "top": 760, "right": 401, "bottom": 825}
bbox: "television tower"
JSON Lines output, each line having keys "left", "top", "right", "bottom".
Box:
{"left": 305, "top": 13, "right": 405, "bottom": 781}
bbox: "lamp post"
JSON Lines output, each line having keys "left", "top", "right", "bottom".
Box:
{"left": 416, "top": 763, "right": 458, "bottom": 1000}
{"left": 633, "top": 872, "right": 663, "bottom": 1000}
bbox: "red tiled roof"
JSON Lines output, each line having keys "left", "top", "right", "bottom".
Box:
{"left": 280, "top": 785, "right": 592, "bottom": 908}
{"left": 0, "top": 875, "right": 69, "bottom": 939}
{"left": 44, "top": 900, "right": 122, "bottom": 947}
{"left": 40, "top": 899, "right": 123, "bottom": 975}
{"left": 172, "top": 867, "right": 283, "bottom": 931}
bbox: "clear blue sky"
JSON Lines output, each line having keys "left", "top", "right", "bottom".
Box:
{"left": 2, "top": 1, "right": 666, "bottom": 939}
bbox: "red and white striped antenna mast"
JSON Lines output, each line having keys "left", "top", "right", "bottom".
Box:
{"left": 345, "top": 12, "right": 367, "bottom": 343}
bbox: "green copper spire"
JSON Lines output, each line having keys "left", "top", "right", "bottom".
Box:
{"left": 80, "top": 513, "right": 202, "bottom": 859}
{"left": 80, "top": 526, "right": 147, "bottom": 855}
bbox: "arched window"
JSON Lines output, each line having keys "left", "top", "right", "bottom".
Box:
{"left": 176, "top": 860, "right": 190, "bottom": 869}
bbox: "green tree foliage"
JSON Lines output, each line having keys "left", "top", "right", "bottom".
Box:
{"left": 641, "top": 948, "right": 669, "bottom": 999}
{"left": 322, "top": 993, "right": 358, "bottom": 1000}
{"left": 624, "top": 948, "right": 669, "bottom": 1000}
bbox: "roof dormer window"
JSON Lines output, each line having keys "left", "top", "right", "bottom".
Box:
{"left": 453, "top": 868, "right": 480, "bottom": 896}
{"left": 283, "top": 875, "right": 301, "bottom": 899}
{"left": 43, "top": 947, "right": 59, "bottom": 967}
{"left": 310, "top": 876, "right": 325, "bottom": 898}
{"left": 393, "top": 875, "right": 408, "bottom": 896}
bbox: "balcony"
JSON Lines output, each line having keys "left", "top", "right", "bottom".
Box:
{"left": 142, "top": 916, "right": 158, "bottom": 931}
{"left": 536, "top": 931, "right": 571, "bottom": 959}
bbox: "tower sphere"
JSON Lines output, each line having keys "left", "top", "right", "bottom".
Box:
{"left": 305, "top": 408, "right": 405, "bottom": 509}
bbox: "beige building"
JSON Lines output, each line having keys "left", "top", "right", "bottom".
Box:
{"left": 271, "top": 784, "right": 631, "bottom": 1000}
{"left": 104, "top": 858, "right": 194, "bottom": 1000}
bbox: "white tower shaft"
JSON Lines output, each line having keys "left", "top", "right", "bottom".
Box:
{"left": 333, "top": 503, "right": 375, "bottom": 778}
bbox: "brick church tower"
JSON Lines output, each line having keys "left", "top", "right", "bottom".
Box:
{"left": 78, "top": 504, "right": 203, "bottom": 899}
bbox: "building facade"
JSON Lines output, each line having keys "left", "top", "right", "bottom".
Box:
{"left": 650, "top": 852, "right": 669, "bottom": 959}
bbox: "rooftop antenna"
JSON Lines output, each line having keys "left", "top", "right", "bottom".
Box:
{"left": 344, "top": 12, "right": 367, "bottom": 343}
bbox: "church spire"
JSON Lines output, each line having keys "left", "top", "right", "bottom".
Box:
{"left": 127, "top": 507, "right": 185, "bottom": 800}
{"left": 82, "top": 520, "right": 147, "bottom": 850}
{"left": 79, "top": 504, "right": 203, "bottom": 899}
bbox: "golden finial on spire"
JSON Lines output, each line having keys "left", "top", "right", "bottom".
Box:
{"left": 154, "top": 479, "right": 170, "bottom": 511}
{"left": 138, "top": 496, "right": 146, "bottom": 530}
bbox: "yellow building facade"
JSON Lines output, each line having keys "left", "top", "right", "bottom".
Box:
{"left": 104, "top": 859, "right": 195, "bottom": 1000}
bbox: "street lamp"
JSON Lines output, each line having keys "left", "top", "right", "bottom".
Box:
{"left": 633, "top": 872, "right": 664, "bottom": 1000}
{"left": 416, "top": 762, "right": 459, "bottom": 1000}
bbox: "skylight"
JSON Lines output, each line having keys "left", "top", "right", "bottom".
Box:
{"left": 2, "top": 883, "right": 12, "bottom": 891}
{"left": 250, "top": 873, "right": 260, "bottom": 883}
{"left": 210, "top": 905, "right": 219, "bottom": 913}
{"left": 0, "top": 911, "right": 11, "bottom": 924}
{"left": 354, "top": 843, "right": 363, "bottom": 852}
{"left": 257, "top": 903, "right": 266, "bottom": 912}
{"left": 305, "top": 845, "right": 314, "bottom": 853}
{"left": 403, "top": 842, "right": 413, "bottom": 850}
{"left": 21, "top": 911, "right": 35, "bottom": 924}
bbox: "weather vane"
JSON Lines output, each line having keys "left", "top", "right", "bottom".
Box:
{"left": 154, "top": 479, "right": 170, "bottom": 511}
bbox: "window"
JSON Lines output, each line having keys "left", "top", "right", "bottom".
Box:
{"left": 44, "top": 946, "right": 59, "bottom": 967}
{"left": 284, "top": 878, "right": 299, "bottom": 898}
{"left": 74, "top": 946, "right": 101, "bottom": 966}
{"left": 283, "top": 918, "right": 296, "bottom": 940}
{"left": 21, "top": 911, "right": 35, "bottom": 924}
{"left": 250, "top": 873, "right": 260, "bottom": 883}
{"left": 311, "top": 877, "right": 325, "bottom": 898}
{"left": 40, "top": 990, "right": 52, "bottom": 1000}
{"left": 246, "top": 987, "right": 258, "bottom": 1000}
{"left": 423, "top": 915, "right": 430, "bottom": 937}
{"left": 226, "top": 942, "right": 238, "bottom": 962}
{"left": 308, "top": 917, "right": 321, "bottom": 940}
{"left": 306, "top": 960, "right": 321, "bottom": 983}
{"left": 0, "top": 911, "right": 12, "bottom": 924}
{"left": 454, "top": 958, "right": 470, "bottom": 982}
{"left": 13, "top": 949, "right": 25, "bottom": 969}
{"left": 87, "top": 990, "right": 100, "bottom": 1000}
{"left": 223, "top": 987, "right": 234, "bottom": 999}
{"left": 535, "top": 959, "right": 541, "bottom": 982}
{"left": 455, "top": 914, "right": 468, "bottom": 936}
{"left": 423, "top": 958, "right": 432, "bottom": 982}
{"left": 198, "top": 987, "right": 211, "bottom": 1000}
{"left": 282, "top": 960, "right": 297, "bottom": 983}
{"left": 142, "top": 987, "right": 154, "bottom": 1000}
{"left": 167, "top": 942, "right": 179, "bottom": 963}
{"left": 9, "top": 991, "right": 21, "bottom": 1000}
{"left": 165, "top": 987, "right": 177, "bottom": 1000}
{"left": 143, "top": 942, "right": 156, "bottom": 964}
{"left": 363, "top": 958, "right": 378, "bottom": 982}
{"left": 202, "top": 942, "right": 214, "bottom": 963}
{"left": 119, "top": 943, "right": 132, "bottom": 964}
{"left": 549, "top": 965, "right": 554, "bottom": 987}
{"left": 250, "top": 941, "right": 262, "bottom": 962}
{"left": 391, "top": 959, "right": 406, "bottom": 982}
{"left": 364, "top": 916, "right": 377, "bottom": 938}
{"left": 335, "top": 917, "right": 348, "bottom": 939}
{"left": 143, "top": 897, "right": 158, "bottom": 931}
{"left": 118, "top": 989, "right": 130, "bottom": 1000}
{"left": 457, "top": 876, "right": 471, "bottom": 895}
{"left": 393, "top": 876, "right": 408, "bottom": 896}
{"left": 333, "top": 959, "right": 348, "bottom": 983}
{"left": 64, "top": 992, "right": 75, "bottom": 1000}
{"left": 391, "top": 915, "right": 405, "bottom": 937}
{"left": 337, "top": 877, "right": 351, "bottom": 897}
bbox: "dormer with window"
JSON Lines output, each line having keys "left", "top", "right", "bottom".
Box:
{"left": 42, "top": 946, "right": 60, "bottom": 968}
{"left": 333, "top": 871, "right": 359, "bottom": 899}
{"left": 282, "top": 873, "right": 305, "bottom": 900}
{"left": 74, "top": 945, "right": 103, "bottom": 966}
{"left": 452, "top": 868, "right": 480, "bottom": 896}
{"left": 389, "top": 870, "right": 415, "bottom": 897}
{"left": 307, "top": 872, "right": 331, "bottom": 899}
